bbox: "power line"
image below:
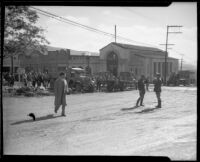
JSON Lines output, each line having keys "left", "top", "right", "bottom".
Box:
{"left": 31, "top": 7, "right": 160, "bottom": 48}
{"left": 123, "top": 8, "right": 196, "bottom": 66}
{"left": 32, "top": 8, "right": 115, "bottom": 38}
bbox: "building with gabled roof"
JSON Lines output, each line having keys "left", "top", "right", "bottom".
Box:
{"left": 99, "top": 42, "right": 179, "bottom": 81}
{"left": 3, "top": 42, "right": 179, "bottom": 81}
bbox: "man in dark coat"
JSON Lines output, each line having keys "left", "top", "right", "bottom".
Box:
{"left": 153, "top": 73, "right": 162, "bottom": 108}
{"left": 54, "top": 72, "right": 69, "bottom": 116}
{"left": 135, "top": 75, "right": 145, "bottom": 107}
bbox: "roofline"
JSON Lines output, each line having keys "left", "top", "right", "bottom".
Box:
{"left": 100, "top": 42, "right": 165, "bottom": 53}
{"left": 134, "top": 53, "right": 178, "bottom": 60}
{"left": 99, "top": 42, "right": 114, "bottom": 51}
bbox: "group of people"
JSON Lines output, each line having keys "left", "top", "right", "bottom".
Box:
{"left": 3, "top": 72, "right": 15, "bottom": 86}
{"left": 135, "top": 73, "right": 162, "bottom": 108}
{"left": 21, "top": 71, "right": 51, "bottom": 89}
{"left": 95, "top": 73, "right": 119, "bottom": 92}
{"left": 3, "top": 71, "right": 51, "bottom": 89}
{"left": 53, "top": 72, "right": 163, "bottom": 117}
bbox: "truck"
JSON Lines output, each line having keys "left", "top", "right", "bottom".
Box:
{"left": 66, "top": 67, "right": 95, "bottom": 93}
{"left": 96, "top": 72, "right": 135, "bottom": 92}
{"left": 167, "top": 71, "right": 193, "bottom": 86}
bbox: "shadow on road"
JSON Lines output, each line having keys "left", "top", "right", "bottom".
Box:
{"left": 135, "top": 107, "right": 161, "bottom": 114}
{"left": 11, "top": 114, "right": 62, "bottom": 125}
{"left": 121, "top": 106, "right": 139, "bottom": 111}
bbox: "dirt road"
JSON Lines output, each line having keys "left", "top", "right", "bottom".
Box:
{"left": 3, "top": 86, "right": 196, "bottom": 160}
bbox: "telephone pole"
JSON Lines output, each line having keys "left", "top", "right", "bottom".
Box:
{"left": 180, "top": 58, "right": 183, "bottom": 71}
{"left": 160, "top": 25, "right": 183, "bottom": 85}
{"left": 180, "top": 54, "right": 184, "bottom": 71}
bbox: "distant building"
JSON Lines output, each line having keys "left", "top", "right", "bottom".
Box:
{"left": 99, "top": 42, "right": 179, "bottom": 81}
{"left": 3, "top": 42, "right": 179, "bottom": 81}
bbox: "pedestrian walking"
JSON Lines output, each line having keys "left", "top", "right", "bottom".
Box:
{"left": 54, "top": 72, "right": 69, "bottom": 116}
{"left": 135, "top": 75, "right": 146, "bottom": 107}
{"left": 153, "top": 73, "right": 162, "bottom": 108}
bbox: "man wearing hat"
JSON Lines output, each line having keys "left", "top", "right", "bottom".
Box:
{"left": 54, "top": 72, "right": 69, "bottom": 116}
{"left": 135, "top": 75, "right": 146, "bottom": 107}
{"left": 153, "top": 73, "right": 162, "bottom": 108}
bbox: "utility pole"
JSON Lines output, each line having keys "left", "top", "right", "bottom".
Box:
{"left": 180, "top": 56, "right": 184, "bottom": 71}
{"left": 180, "top": 58, "right": 183, "bottom": 71}
{"left": 115, "top": 25, "right": 116, "bottom": 43}
{"left": 179, "top": 53, "right": 184, "bottom": 71}
{"left": 160, "top": 25, "right": 182, "bottom": 85}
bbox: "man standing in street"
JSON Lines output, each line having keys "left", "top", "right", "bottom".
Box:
{"left": 54, "top": 72, "right": 69, "bottom": 116}
{"left": 153, "top": 73, "right": 162, "bottom": 108}
{"left": 135, "top": 75, "right": 146, "bottom": 107}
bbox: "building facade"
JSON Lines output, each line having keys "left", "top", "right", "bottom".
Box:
{"left": 99, "top": 42, "right": 179, "bottom": 81}
{"left": 3, "top": 42, "right": 179, "bottom": 81}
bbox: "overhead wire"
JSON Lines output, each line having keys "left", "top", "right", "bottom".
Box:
{"left": 31, "top": 6, "right": 192, "bottom": 60}
{"left": 30, "top": 7, "right": 161, "bottom": 48}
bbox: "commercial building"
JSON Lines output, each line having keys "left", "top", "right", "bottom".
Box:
{"left": 3, "top": 42, "right": 179, "bottom": 81}
{"left": 98, "top": 42, "right": 179, "bottom": 81}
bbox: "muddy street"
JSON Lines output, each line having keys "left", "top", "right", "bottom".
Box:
{"left": 3, "top": 86, "right": 196, "bottom": 160}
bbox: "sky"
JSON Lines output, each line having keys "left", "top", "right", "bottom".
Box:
{"left": 33, "top": 2, "right": 197, "bottom": 67}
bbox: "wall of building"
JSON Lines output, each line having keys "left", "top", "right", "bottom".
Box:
{"left": 99, "top": 44, "right": 131, "bottom": 75}
{"left": 18, "top": 50, "right": 70, "bottom": 78}
{"left": 3, "top": 56, "right": 20, "bottom": 73}
{"left": 151, "top": 57, "right": 179, "bottom": 81}
{"left": 3, "top": 44, "right": 179, "bottom": 81}
{"left": 69, "top": 55, "right": 100, "bottom": 75}
{"left": 99, "top": 43, "right": 179, "bottom": 81}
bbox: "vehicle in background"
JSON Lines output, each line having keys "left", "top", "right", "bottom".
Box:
{"left": 95, "top": 72, "right": 135, "bottom": 92}
{"left": 66, "top": 67, "right": 95, "bottom": 93}
{"left": 167, "top": 70, "right": 196, "bottom": 86}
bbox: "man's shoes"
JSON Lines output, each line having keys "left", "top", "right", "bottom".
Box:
{"left": 140, "top": 104, "right": 144, "bottom": 106}
{"left": 61, "top": 114, "right": 66, "bottom": 117}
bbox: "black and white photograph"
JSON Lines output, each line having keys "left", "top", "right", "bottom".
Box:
{"left": 2, "top": 2, "right": 197, "bottom": 160}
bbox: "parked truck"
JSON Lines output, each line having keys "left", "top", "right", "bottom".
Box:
{"left": 96, "top": 72, "right": 135, "bottom": 92}
{"left": 65, "top": 67, "right": 95, "bottom": 93}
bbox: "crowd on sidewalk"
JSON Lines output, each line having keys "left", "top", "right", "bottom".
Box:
{"left": 2, "top": 71, "right": 51, "bottom": 89}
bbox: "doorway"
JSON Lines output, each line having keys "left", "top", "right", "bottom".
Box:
{"left": 107, "top": 52, "right": 118, "bottom": 77}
